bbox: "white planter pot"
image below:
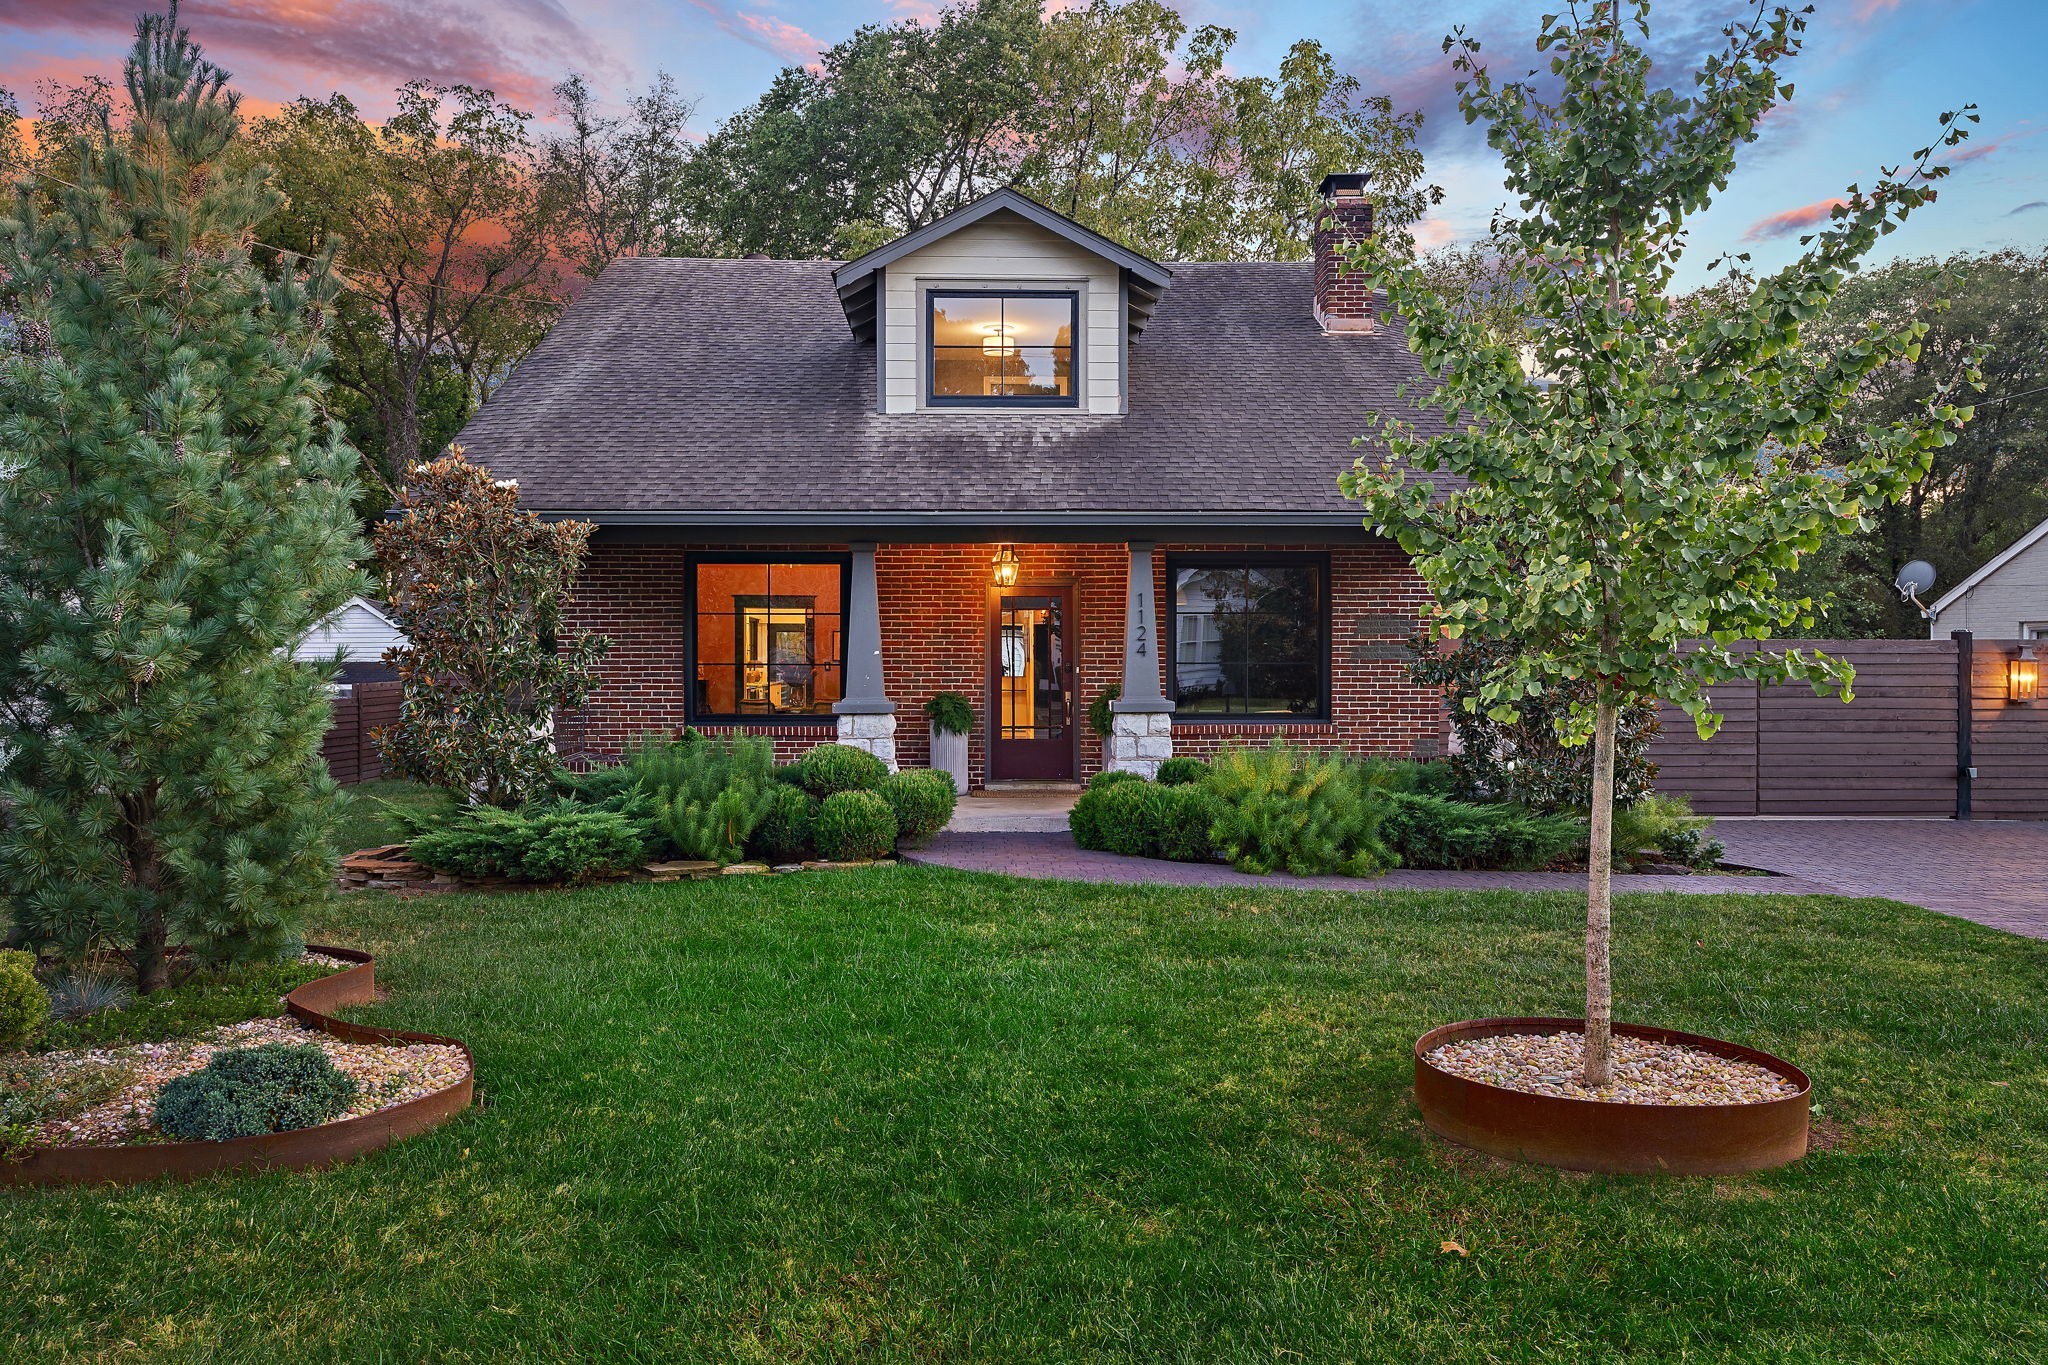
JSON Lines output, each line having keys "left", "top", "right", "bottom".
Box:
{"left": 930, "top": 725, "right": 970, "bottom": 794}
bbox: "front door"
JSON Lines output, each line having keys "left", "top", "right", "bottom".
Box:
{"left": 990, "top": 589, "right": 1076, "bottom": 781}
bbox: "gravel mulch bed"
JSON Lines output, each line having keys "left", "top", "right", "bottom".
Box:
{"left": 21, "top": 1017, "right": 468, "bottom": 1147}
{"left": 1424, "top": 1030, "right": 1801, "bottom": 1106}
{"left": 299, "top": 949, "right": 360, "bottom": 971}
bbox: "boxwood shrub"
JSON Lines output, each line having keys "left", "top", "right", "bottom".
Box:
{"left": 0, "top": 950, "right": 50, "bottom": 1049}
{"left": 750, "top": 783, "right": 820, "bottom": 863}
{"left": 1070, "top": 778, "right": 1216, "bottom": 863}
{"left": 813, "top": 790, "right": 897, "bottom": 861}
{"left": 881, "top": 769, "right": 957, "bottom": 845}
{"left": 153, "top": 1042, "right": 360, "bottom": 1142}
{"left": 1154, "top": 756, "right": 1210, "bottom": 787}
{"left": 794, "top": 744, "right": 890, "bottom": 797}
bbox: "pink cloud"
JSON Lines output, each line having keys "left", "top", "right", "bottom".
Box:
{"left": 1743, "top": 196, "right": 1849, "bottom": 242}
{"left": 0, "top": 0, "right": 616, "bottom": 114}
{"left": 1945, "top": 128, "right": 2032, "bottom": 167}
{"left": 687, "top": 1, "right": 824, "bottom": 65}
{"left": 1851, "top": 0, "right": 1904, "bottom": 20}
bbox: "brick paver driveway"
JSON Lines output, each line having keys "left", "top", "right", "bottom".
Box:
{"left": 1712, "top": 819, "right": 2047, "bottom": 938}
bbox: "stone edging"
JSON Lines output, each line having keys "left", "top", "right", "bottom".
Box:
{"left": 1, "top": 946, "right": 474, "bottom": 1189}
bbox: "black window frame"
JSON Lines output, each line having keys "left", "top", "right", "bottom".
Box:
{"left": 685, "top": 551, "right": 853, "bottom": 726}
{"left": 1165, "top": 551, "right": 1332, "bottom": 724}
{"left": 925, "top": 288, "right": 1081, "bottom": 409}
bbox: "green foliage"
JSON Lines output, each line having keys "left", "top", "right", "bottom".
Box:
{"left": 1380, "top": 793, "right": 1587, "bottom": 872}
{"left": 1409, "top": 638, "right": 1660, "bottom": 812}
{"left": 923, "top": 692, "right": 975, "bottom": 736}
{"left": 793, "top": 744, "right": 890, "bottom": 798}
{"left": 1612, "top": 794, "right": 1725, "bottom": 871}
{"left": 749, "top": 784, "right": 820, "bottom": 864}
{"left": 407, "top": 801, "right": 646, "bottom": 883}
{"left": 1202, "top": 744, "right": 1391, "bottom": 877}
{"left": 881, "top": 770, "right": 958, "bottom": 846}
{"left": 33, "top": 956, "right": 328, "bottom": 1053}
{"left": 1087, "top": 769, "right": 1142, "bottom": 790}
{"left": 1070, "top": 779, "right": 1216, "bottom": 862}
{"left": 0, "top": 950, "right": 50, "bottom": 1049}
{"left": 812, "top": 791, "right": 898, "bottom": 862}
{"left": 373, "top": 451, "right": 609, "bottom": 807}
{"left": 1087, "top": 685, "right": 1121, "bottom": 739}
{"left": 630, "top": 734, "right": 778, "bottom": 864}
{"left": 0, "top": 12, "right": 367, "bottom": 991}
{"left": 682, "top": 0, "right": 1437, "bottom": 261}
{"left": 1154, "top": 756, "right": 1210, "bottom": 787}
{"left": 152, "top": 1042, "right": 359, "bottom": 1142}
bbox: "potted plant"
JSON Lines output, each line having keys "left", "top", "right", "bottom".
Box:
{"left": 1343, "top": 6, "right": 1976, "bottom": 1173}
{"left": 924, "top": 692, "right": 974, "bottom": 794}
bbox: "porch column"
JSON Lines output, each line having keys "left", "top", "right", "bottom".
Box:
{"left": 832, "top": 540, "right": 897, "bottom": 770}
{"left": 1107, "top": 540, "right": 1174, "bottom": 778}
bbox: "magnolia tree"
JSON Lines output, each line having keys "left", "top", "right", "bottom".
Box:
{"left": 1342, "top": 1, "right": 1978, "bottom": 1083}
{"left": 374, "top": 449, "right": 608, "bottom": 806}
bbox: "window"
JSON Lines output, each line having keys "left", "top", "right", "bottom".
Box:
{"left": 928, "top": 290, "right": 1077, "bottom": 406}
{"left": 1168, "top": 554, "right": 1328, "bottom": 720}
{"left": 689, "top": 556, "right": 848, "bottom": 721}
{"left": 2025, "top": 622, "right": 2046, "bottom": 640}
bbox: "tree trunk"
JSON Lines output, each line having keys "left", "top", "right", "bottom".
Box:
{"left": 1581, "top": 699, "right": 1618, "bottom": 1086}
{"left": 122, "top": 790, "right": 172, "bottom": 996}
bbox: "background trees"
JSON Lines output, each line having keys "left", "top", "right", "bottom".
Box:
{"left": 0, "top": 9, "right": 364, "bottom": 991}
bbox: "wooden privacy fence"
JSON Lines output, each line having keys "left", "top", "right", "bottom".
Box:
{"left": 1649, "top": 635, "right": 2048, "bottom": 819}
{"left": 322, "top": 681, "right": 401, "bottom": 786}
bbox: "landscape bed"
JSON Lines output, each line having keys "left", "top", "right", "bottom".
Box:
{"left": 6, "top": 867, "right": 2044, "bottom": 1360}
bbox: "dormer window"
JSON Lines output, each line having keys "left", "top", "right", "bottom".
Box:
{"left": 928, "top": 290, "right": 1077, "bottom": 407}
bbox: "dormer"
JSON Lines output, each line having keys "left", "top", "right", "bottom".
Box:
{"left": 832, "top": 188, "right": 1172, "bottom": 416}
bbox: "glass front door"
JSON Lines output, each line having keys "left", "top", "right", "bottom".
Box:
{"left": 990, "top": 590, "right": 1075, "bottom": 780}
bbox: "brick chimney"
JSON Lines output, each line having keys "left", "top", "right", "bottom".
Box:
{"left": 1312, "top": 172, "right": 1374, "bottom": 334}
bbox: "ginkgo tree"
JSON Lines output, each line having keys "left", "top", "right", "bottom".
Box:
{"left": 1341, "top": 1, "right": 1979, "bottom": 1084}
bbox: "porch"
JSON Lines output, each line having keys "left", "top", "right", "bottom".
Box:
{"left": 558, "top": 535, "right": 1445, "bottom": 789}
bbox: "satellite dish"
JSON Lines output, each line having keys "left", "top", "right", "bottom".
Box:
{"left": 1895, "top": 560, "right": 1937, "bottom": 600}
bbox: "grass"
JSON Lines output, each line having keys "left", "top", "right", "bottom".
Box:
{"left": 32, "top": 956, "right": 329, "bottom": 1053}
{"left": 6, "top": 868, "right": 2047, "bottom": 1362}
{"left": 330, "top": 777, "right": 455, "bottom": 855}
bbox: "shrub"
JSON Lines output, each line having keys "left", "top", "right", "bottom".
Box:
{"left": 1380, "top": 792, "right": 1587, "bottom": 871}
{"left": 882, "top": 770, "right": 957, "bottom": 845}
{"left": 629, "top": 734, "right": 778, "bottom": 864}
{"left": 813, "top": 790, "right": 897, "bottom": 861}
{"left": 152, "top": 1042, "right": 360, "bottom": 1142}
{"left": 1088, "top": 769, "right": 1141, "bottom": 790}
{"left": 750, "top": 784, "right": 820, "bottom": 863}
{"left": 1070, "top": 779, "right": 1217, "bottom": 863}
{"left": 1087, "top": 684, "right": 1121, "bottom": 739}
{"left": 407, "top": 805, "right": 537, "bottom": 878}
{"left": 1409, "top": 636, "right": 1661, "bottom": 812}
{"left": 794, "top": 744, "right": 890, "bottom": 798}
{"left": 0, "top": 951, "right": 51, "bottom": 1049}
{"left": 1154, "top": 756, "right": 1210, "bottom": 787}
{"left": 1612, "top": 793, "right": 1724, "bottom": 870}
{"left": 514, "top": 806, "right": 646, "bottom": 884}
{"left": 923, "top": 692, "right": 974, "bottom": 736}
{"left": 1204, "top": 743, "right": 1393, "bottom": 876}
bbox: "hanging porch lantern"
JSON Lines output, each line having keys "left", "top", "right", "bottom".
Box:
{"left": 991, "top": 544, "right": 1021, "bottom": 588}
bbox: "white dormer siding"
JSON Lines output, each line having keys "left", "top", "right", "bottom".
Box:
{"left": 879, "top": 211, "right": 1125, "bottom": 416}
{"left": 294, "top": 596, "right": 406, "bottom": 666}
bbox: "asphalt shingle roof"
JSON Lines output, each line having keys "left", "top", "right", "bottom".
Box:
{"left": 453, "top": 255, "right": 1450, "bottom": 523}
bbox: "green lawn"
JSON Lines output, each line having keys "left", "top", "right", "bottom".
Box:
{"left": 329, "top": 777, "right": 455, "bottom": 855}
{"left": 7, "top": 868, "right": 2046, "bottom": 1362}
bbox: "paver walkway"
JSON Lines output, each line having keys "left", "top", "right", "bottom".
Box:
{"left": 1711, "top": 819, "right": 2047, "bottom": 939}
{"left": 909, "top": 831, "right": 1831, "bottom": 896}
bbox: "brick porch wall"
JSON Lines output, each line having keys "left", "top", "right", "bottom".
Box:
{"left": 561, "top": 539, "right": 1444, "bottom": 782}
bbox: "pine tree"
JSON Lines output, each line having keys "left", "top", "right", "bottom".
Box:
{"left": 0, "top": 5, "right": 365, "bottom": 993}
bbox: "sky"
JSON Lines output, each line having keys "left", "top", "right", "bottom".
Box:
{"left": 3, "top": 0, "right": 2043, "bottom": 288}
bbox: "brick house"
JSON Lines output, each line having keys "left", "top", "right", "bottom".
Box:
{"left": 453, "top": 176, "right": 1450, "bottom": 787}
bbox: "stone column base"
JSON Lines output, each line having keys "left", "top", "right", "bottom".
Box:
{"left": 1106, "top": 710, "right": 1172, "bottom": 779}
{"left": 835, "top": 711, "right": 898, "bottom": 772}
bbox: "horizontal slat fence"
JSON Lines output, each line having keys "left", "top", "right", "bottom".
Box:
{"left": 322, "top": 681, "right": 401, "bottom": 786}
{"left": 1650, "top": 637, "right": 2046, "bottom": 819}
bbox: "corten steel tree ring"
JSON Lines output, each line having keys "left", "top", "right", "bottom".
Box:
{"left": 1, "top": 946, "right": 474, "bottom": 1189}
{"left": 1413, "top": 1017, "right": 1810, "bottom": 1175}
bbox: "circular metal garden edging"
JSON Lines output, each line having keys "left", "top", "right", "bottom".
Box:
{"left": 1413, "top": 1016, "right": 1810, "bottom": 1175}
{"left": 1, "top": 945, "right": 474, "bottom": 1189}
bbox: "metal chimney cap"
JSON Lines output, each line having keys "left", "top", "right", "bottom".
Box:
{"left": 1316, "top": 172, "right": 1372, "bottom": 199}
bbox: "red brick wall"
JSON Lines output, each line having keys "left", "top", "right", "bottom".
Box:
{"left": 562, "top": 538, "right": 1445, "bottom": 783}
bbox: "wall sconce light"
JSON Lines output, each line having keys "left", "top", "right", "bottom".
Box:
{"left": 2010, "top": 644, "right": 2039, "bottom": 704}
{"left": 991, "top": 544, "right": 1021, "bottom": 588}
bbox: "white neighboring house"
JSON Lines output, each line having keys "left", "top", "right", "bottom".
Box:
{"left": 1928, "top": 516, "right": 2048, "bottom": 640}
{"left": 295, "top": 595, "right": 407, "bottom": 684}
